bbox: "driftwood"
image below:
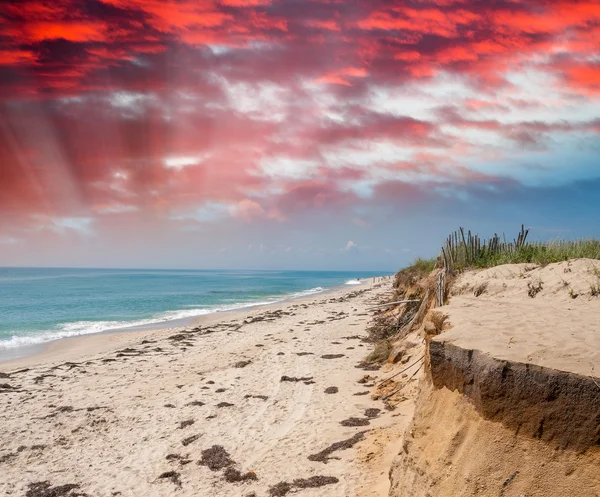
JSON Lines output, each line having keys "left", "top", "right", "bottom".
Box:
{"left": 367, "top": 300, "right": 420, "bottom": 310}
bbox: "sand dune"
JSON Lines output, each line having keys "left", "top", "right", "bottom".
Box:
{"left": 442, "top": 258, "right": 600, "bottom": 376}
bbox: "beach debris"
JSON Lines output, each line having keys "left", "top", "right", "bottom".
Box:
{"left": 198, "top": 445, "right": 234, "bottom": 471}
{"left": 353, "top": 391, "right": 369, "bottom": 396}
{"left": 181, "top": 434, "right": 201, "bottom": 446}
{"left": 355, "top": 362, "right": 380, "bottom": 371}
{"left": 340, "top": 417, "right": 370, "bottom": 427}
{"left": 216, "top": 402, "right": 234, "bottom": 408}
{"left": 364, "top": 408, "right": 381, "bottom": 418}
{"left": 0, "top": 453, "right": 16, "bottom": 463}
{"left": 157, "top": 470, "right": 182, "bottom": 487}
{"left": 223, "top": 467, "right": 258, "bottom": 483}
{"left": 357, "top": 375, "right": 373, "bottom": 384}
{"left": 235, "top": 360, "right": 252, "bottom": 368}
{"left": 0, "top": 372, "right": 11, "bottom": 378}
{"left": 33, "top": 374, "right": 55, "bottom": 384}
{"left": 178, "top": 419, "right": 195, "bottom": 429}
{"left": 295, "top": 352, "right": 313, "bottom": 356}
{"left": 25, "top": 481, "right": 87, "bottom": 497}
{"left": 185, "top": 400, "right": 204, "bottom": 407}
{"left": 280, "top": 376, "right": 313, "bottom": 382}
{"left": 244, "top": 394, "right": 269, "bottom": 400}
{"left": 215, "top": 388, "right": 227, "bottom": 393}
{"left": 293, "top": 476, "right": 339, "bottom": 489}
{"left": 503, "top": 471, "right": 519, "bottom": 488}
{"left": 268, "top": 476, "right": 339, "bottom": 496}
{"left": 308, "top": 432, "right": 366, "bottom": 463}
{"left": 324, "top": 387, "right": 338, "bottom": 394}
{"left": 269, "top": 482, "right": 292, "bottom": 496}
{"left": 164, "top": 404, "right": 176, "bottom": 408}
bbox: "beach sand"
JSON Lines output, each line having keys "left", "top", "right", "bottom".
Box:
{"left": 0, "top": 278, "right": 416, "bottom": 497}
{"left": 440, "top": 258, "right": 600, "bottom": 377}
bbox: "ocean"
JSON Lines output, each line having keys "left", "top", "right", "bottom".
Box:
{"left": 0, "top": 267, "right": 385, "bottom": 353}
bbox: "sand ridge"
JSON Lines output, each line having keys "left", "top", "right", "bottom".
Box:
{"left": 0, "top": 278, "right": 416, "bottom": 497}
{"left": 438, "top": 258, "right": 600, "bottom": 377}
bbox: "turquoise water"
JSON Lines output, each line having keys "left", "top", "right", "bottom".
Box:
{"left": 0, "top": 268, "right": 384, "bottom": 350}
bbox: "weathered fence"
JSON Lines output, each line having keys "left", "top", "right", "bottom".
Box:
{"left": 436, "top": 225, "right": 529, "bottom": 306}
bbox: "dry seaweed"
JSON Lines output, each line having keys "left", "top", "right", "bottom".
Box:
{"left": 198, "top": 445, "right": 234, "bottom": 471}
{"left": 324, "top": 387, "right": 338, "bottom": 394}
{"left": 181, "top": 434, "right": 201, "bottom": 446}
{"left": 157, "top": 471, "right": 181, "bottom": 487}
{"left": 293, "top": 476, "right": 339, "bottom": 488}
{"left": 321, "top": 354, "right": 345, "bottom": 359}
{"left": 0, "top": 453, "right": 16, "bottom": 463}
{"left": 223, "top": 468, "right": 258, "bottom": 483}
{"left": 280, "top": 376, "right": 313, "bottom": 382}
{"left": 268, "top": 482, "right": 292, "bottom": 496}
{"left": 308, "top": 432, "right": 365, "bottom": 463}
{"left": 25, "top": 482, "right": 87, "bottom": 497}
{"left": 268, "top": 476, "right": 339, "bottom": 496}
{"left": 340, "top": 417, "right": 370, "bottom": 427}
{"left": 178, "top": 419, "right": 195, "bottom": 429}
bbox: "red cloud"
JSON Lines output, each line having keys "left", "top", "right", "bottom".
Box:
{"left": 1, "top": 0, "right": 600, "bottom": 236}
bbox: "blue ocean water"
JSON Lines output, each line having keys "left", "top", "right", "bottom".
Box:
{"left": 0, "top": 267, "right": 384, "bottom": 350}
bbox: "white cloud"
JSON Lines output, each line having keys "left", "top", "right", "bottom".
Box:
{"left": 30, "top": 216, "right": 95, "bottom": 236}
{"left": 170, "top": 202, "right": 231, "bottom": 223}
{"left": 164, "top": 155, "right": 207, "bottom": 170}
{"left": 342, "top": 240, "right": 357, "bottom": 252}
{"left": 94, "top": 204, "right": 139, "bottom": 214}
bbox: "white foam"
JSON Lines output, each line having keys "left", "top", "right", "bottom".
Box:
{"left": 345, "top": 279, "right": 363, "bottom": 285}
{"left": 0, "top": 286, "right": 328, "bottom": 350}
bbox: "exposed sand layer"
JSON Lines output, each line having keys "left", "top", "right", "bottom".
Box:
{"left": 389, "top": 259, "right": 600, "bottom": 496}
{"left": 0, "top": 279, "right": 417, "bottom": 497}
{"left": 390, "top": 380, "right": 600, "bottom": 497}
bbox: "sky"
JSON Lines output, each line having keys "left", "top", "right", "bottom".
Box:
{"left": 0, "top": 0, "right": 599, "bottom": 271}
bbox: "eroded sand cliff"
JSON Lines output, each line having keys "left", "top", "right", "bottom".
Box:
{"left": 388, "top": 259, "right": 600, "bottom": 496}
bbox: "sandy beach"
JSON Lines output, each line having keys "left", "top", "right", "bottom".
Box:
{"left": 0, "top": 277, "right": 419, "bottom": 497}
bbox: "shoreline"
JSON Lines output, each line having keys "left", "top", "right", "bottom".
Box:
{"left": 0, "top": 274, "right": 414, "bottom": 497}
{"left": 0, "top": 276, "right": 389, "bottom": 370}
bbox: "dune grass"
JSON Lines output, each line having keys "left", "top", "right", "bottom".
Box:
{"left": 472, "top": 240, "right": 600, "bottom": 267}
{"left": 441, "top": 226, "right": 600, "bottom": 271}
{"left": 410, "top": 257, "right": 437, "bottom": 273}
